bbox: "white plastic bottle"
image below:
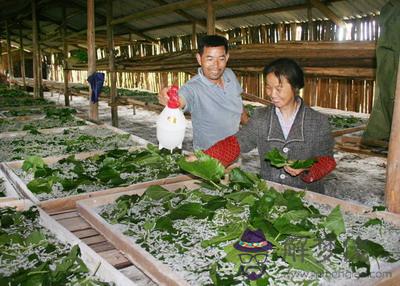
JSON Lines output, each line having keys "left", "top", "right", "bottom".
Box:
{"left": 156, "top": 85, "right": 187, "bottom": 151}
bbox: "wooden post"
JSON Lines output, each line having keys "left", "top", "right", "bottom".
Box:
{"left": 19, "top": 25, "right": 26, "bottom": 90}
{"left": 192, "top": 22, "right": 197, "bottom": 49}
{"left": 385, "top": 57, "right": 400, "bottom": 214}
{"left": 32, "top": 0, "right": 41, "bottom": 98}
{"left": 107, "top": 0, "right": 118, "bottom": 127}
{"left": 87, "top": 0, "right": 98, "bottom": 121}
{"left": 62, "top": 5, "right": 70, "bottom": 106}
{"left": 5, "top": 20, "right": 14, "bottom": 87}
{"left": 307, "top": 2, "right": 314, "bottom": 41}
{"left": 206, "top": 0, "right": 215, "bottom": 35}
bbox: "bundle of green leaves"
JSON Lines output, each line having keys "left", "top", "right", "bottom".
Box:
{"left": 0, "top": 206, "right": 110, "bottom": 285}
{"left": 0, "top": 97, "right": 54, "bottom": 108}
{"left": 265, "top": 148, "right": 316, "bottom": 169}
{"left": 0, "top": 85, "right": 29, "bottom": 98}
{"left": 21, "top": 145, "right": 184, "bottom": 199}
{"left": 328, "top": 115, "right": 364, "bottom": 129}
{"left": 0, "top": 108, "right": 85, "bottom": 133}
{"left": 99, "top": 162, "right": 399, "bottom": 285}
{"left": 0, "top": 127, "right": 134, "bottom": 161}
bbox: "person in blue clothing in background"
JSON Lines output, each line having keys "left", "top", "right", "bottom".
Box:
{"left": 158, "top": 35, "right": 248, "bottom": 151}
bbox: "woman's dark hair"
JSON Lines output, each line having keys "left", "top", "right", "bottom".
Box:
{"left": 198, "top": 35, "right": 229, "bottom": 55}
{"left": 263, "top": 58, "right": 304, "bottom": 89}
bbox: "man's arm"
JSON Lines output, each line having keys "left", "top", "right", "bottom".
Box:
{"left": 158, "top": 86, "right": 186, "bottom": 109}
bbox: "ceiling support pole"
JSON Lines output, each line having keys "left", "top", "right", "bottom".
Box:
{"left": 87, "top": 0, "right": 98, "bottom": 121}
{"left": 385, "top": 56, "right": 400, "bottom": 214}
{"left": 107, "top": 0, "right": 118, "bottom": 127}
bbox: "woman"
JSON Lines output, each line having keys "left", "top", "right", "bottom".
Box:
{"left": 204, "top": 58, "right": 336, "bottom": 193}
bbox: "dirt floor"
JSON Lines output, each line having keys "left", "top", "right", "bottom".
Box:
{"left": 46, "top": 92, "right": 387, "bottom": 208}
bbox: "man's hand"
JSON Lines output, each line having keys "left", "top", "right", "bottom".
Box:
{"left": 158, "top": 87, "right": 169, "bottom": 106}
{"left": 158, "top": 86, "right": 186, "bottom": 108}
{"left": 284, "top": 165, "right": 306, "bottom": 177}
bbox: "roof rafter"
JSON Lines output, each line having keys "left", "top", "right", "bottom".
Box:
{"left": 310, "top": 0, "right": 346, "bottom": 26}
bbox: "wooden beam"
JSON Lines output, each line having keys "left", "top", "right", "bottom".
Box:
{"left": 107, "top": 0, "right": 118, "bottom": 127}
{"left": 310, "top": 0, "right": 346, "bottom": 27}
{"left": 110, "top": 0, "right": 254, "bottom": 26}
{"left": 87, "top": 0, "right": 98, "bottom": 121}
{"left": 385, "top": 56, "right": 400, "bottom": 214}
{"left": 207, "top": 0, "right": 215, "bottom": 35}
{"left": 152, "top": 0, "right": 224, "bottom": 35}
{"left": 218, "top": 3, "right": 307, "bottom": 21}
{"left": 19, "top": 25, "right": 26, "bottom": 89}
{"left": 62, "top": 4, "right": 70, "bottom": 106}
{"left": 5, "top": 20, "right": 14, "bottom": 86}
{"left": 111, "top": 0, "right": 204, "bottom": 26}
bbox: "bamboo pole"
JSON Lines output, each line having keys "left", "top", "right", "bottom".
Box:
{"left": 87, "top": 0, "right": 98, "bottom": 121}
{"left": 107, "top": 0, "right": 118, "bottom": 127}
{"left": 192, "top": 22, "right": 197, "bottom": 49}
{"left": 5, "top": 20, "right": 14, "bottom": 87}
{"left": 19, "top": 25, "right": 26, "bottom": 90}
{"left": 62, "top": 5, "right": 70, "bottom": 106}
{"left": 385, "top": 56, "right": 400, "bottom": 214}
{"left": 307, "top": 2, "right": 314, "bottom": 41}
{"left": 32, "top": 0, "right": 41, "bottom": 98}
{"left": 207, "top": 0, "right": 215, "bottom": 35}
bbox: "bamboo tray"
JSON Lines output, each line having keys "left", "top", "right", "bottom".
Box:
{"left": 77, "top": 180, "right": 400, "bottom": 286}
{"left": 0, "top": 199, "right": 136, "bottom": 286}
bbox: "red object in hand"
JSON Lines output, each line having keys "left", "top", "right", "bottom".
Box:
{"left": 301, "top": 156, "right": 336, "bottom": 183}
{"left": 204, "top": 135, "right": 241, "bottom": 167}
{"left": 167, "top": 85, "right": 180, "bottom": 108}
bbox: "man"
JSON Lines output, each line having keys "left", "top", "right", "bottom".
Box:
{"left": 158, "top": 35, "right": 247, "bottom": 150}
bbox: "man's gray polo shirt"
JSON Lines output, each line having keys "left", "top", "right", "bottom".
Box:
{"left": 179, "top": 67, "right": 243, "bottom": 150}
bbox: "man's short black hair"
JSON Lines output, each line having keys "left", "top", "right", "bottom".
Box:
{"left": 197, "top": 35, "right": 229, "bottom": 55}
{"left": 263, "top": 58, "right": 304, "bottom": 89}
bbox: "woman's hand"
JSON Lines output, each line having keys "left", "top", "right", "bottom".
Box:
{"left": 185, "top": 153, "right": 197, "bottom": 162}
{"left": 284, "top": 165, "right": 306, "bottom": 177}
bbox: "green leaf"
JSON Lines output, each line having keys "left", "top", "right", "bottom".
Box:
{"left": 344, "top": 238, "right": 370, "bottom": 276}
{"left": 289, "top": 158, "right": 316, "bottom": 169}
{"left": 278, "top": 248, "right": 325, "bottom": 274}
{"left": 201, "top": 222, "right": 246, "bottom": 248}
{"left": 264, "top": 148, "right": 287, "bottom": 168}
{"left": 178, "top": 151, "right": 225, "bottom": 183}
{"left": 22, "top": 156, "right": 46, "bottom": 173}
{"left": 229, "top": 168, "right": 258, "bottom": 188}
{"left": 265, "top": 148, "right": 315, "bottom": 169}
{"left": 27, "top": 177, "right": 55, "bottom": 194}
{"left": 372, "top": 205, "right": 386, "bottom": 212}
{"left": 167, "top": 203, "right": 212, "bottom": 220}
{"left": 155, "top": 216, "right": 177, "bottom": 233}
{"left": 363, "top": 218, "right": 383, "bottom": 227}
{"left": 322, "top": 205, "right": 345, "bottom": 237}
{"left": 26, "top": 230, "right": 46, "bottom": 245}
{"left": 273, "top": 216, "right": 312, "bottom": 237}
{"left": 355, "top": 237, "right": 391, "bottom": 259}
{"left": 143, "top": 185, "right": 174, "bottom": 201}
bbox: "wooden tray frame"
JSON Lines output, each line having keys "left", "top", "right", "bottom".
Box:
{"left": 0, "top": 200, "right": 137, "bottom": 286}
{"left": 0, "top": 147, "right": 192, "bottom": 211}
{"left": 0, "top": 167, "right": 20, "bottom": 202}
{"left": 77, "top": 180, "right": 400, "bottom": 286}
